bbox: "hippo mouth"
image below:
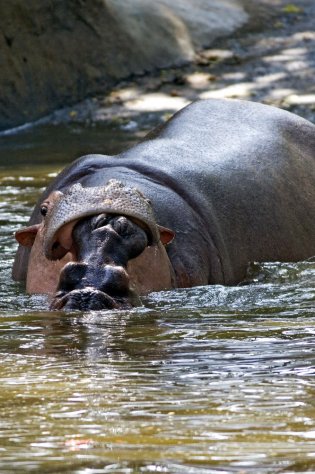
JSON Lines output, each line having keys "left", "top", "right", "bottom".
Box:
{"left": 50, "top": 287, "right": 137, "bottom": 311}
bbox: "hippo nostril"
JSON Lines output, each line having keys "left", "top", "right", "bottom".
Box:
{"left": 99, "top": 265, "right": 130, "bottom": 297}
{"left": 51, "top": 265, "right": 137, "bottom": 311}
{"left": 92, "top": 214, "right": 110, "bottom": 230}
{"left": 58, "top": 262, "right": 88, "bottom": 292}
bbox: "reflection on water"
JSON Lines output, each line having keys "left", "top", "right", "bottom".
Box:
{"left": 0, "top": 122, "right": 144, "bottom": 169}
{"left": 0, "top": 124, "right": 314, "bottom": 473}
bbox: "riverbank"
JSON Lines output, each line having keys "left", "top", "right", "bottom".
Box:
{"left": 43, "top": 0, "right": 314, "bottom": 133}
{"left": 0, "top": 0, "right": 248, "bottom": 132}
{"left": 2, "top": 0, "right": 314, "bottom": 138}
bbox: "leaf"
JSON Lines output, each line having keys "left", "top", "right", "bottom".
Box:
{"left": 282, "top": 4, "right": 303, "bottom": 14}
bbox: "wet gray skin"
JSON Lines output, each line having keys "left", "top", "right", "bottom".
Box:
{"left": 50, "top": 214, "right": 148, "bottom": 311}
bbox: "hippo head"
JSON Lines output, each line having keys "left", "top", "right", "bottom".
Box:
{"left": 15, "top": 180, "right": 175, "bottom": 311}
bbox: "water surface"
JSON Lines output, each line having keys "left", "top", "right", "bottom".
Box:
{"left": 0, "top": 124, "right": 314, "bottom": 473}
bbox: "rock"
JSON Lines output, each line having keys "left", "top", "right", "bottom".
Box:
{"left": 0, "top": 0, "right": 247, "bottom": 131}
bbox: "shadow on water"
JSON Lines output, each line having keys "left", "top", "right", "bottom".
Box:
{"left": 0, "top": 123, "right": 315, "bottom": 473}
{"left": 0, "top": 122, "right": 145, "bottom": 170}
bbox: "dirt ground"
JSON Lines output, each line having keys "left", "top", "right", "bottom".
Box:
{"left": 49, "top": 0, "right": 315, "bottom": 131}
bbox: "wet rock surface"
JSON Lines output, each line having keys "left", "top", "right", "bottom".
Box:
{"left": 46, "top": 0, "right": 315, "bottom": 130}
{"left": 0, "top": 0, "right": 247, "bottom": 132}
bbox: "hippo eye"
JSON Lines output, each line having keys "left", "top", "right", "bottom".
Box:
{"left": 40, "top": 205, "right": 48, "bottom": 217}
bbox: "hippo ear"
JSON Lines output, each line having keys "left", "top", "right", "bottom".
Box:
{"left": 15, "top": 224, "right": 40, "bottom": 247}
{"left": 158, "top": 225, "right": 175, "bottom": 245}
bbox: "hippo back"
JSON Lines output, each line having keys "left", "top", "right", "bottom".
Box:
{"left": 83, "top": 99, "right": 315, "bottom": 283}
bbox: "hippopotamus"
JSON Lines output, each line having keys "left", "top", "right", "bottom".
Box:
{"left": 13, "top": 99, "right": 315, "bottom": 310}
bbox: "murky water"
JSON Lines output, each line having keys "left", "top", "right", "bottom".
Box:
{"left": 0, "top": 124, "right": 314, "bottom": 474}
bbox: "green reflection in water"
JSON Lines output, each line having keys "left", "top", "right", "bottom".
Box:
{"left": 0, "top": 123, "right": 314, "bottom": 473}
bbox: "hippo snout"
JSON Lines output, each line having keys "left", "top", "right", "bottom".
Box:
{"left": 50, "top": 287, "right": 131, "bottom": 311}
{"left": 50, "top": 261, "right": 138, "bottom": 311}
{"left": 46, "top": 214, "right": 154, "bottom": 311}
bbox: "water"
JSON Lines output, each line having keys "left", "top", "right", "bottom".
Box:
{"left": 0, "top": 123, "right": 314, "bottom": 473}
